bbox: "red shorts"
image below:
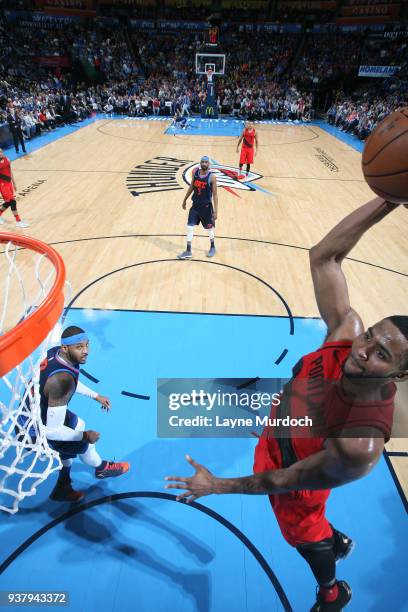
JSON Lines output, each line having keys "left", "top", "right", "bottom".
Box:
{"left": 0, "top": 182, "right": 15, "bottom": 203}
{"left": 253, "top": 436, "right": 332, "bottom": 547}
{"left": 239, "top": 146, "right": 254, "bottom": 165}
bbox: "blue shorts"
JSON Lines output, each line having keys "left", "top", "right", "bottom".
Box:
{"left": 48, "top": 410, "right": 89, "bottom": 460}
{"left": 188, "top": 203, "right": 215, "bottom": 228}
{"left": 17, "top": 408, "right": 89, "bottom": 460}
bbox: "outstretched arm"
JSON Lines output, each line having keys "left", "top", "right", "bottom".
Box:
{"left": 309, "top": 197, "right": 400, "bottom": 341}
{"left": 165, "top": 432, "right": 383, "bottom": 502}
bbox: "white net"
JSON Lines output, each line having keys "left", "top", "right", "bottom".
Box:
{"left": 0, "top": 239, "right": 67, "bottom": 514}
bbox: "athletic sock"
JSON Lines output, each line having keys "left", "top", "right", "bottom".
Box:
{"left": 15, "top": 214, "right": 21, "bottom": 222}
{"left": 186, "top": 242, "right": 192, "bottom": 252}
{"left": 210, "top": 240, "right": 215, "bottom": 248}
{"left": 319, "top": 583, "right": 339, "bottom": 603}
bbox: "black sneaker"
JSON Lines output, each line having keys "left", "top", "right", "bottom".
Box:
{"left": 332, "top": 526, "right": 355, "bottom": 563}
{"left": 49, "top": 483, "right": 85, "bottom": 503}
{"left": 310, "top": 580, "right": 352, "bottom": 611}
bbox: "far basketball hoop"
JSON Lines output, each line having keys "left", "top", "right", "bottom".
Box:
{"left": 195, "top": 52, "right": 225, "bottom": 76}
{"left": 206, "top": 68, "right": 214, "bottom": 84}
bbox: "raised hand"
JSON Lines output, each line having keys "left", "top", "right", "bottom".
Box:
{"left": 165, "top": 455, "right": 218, "bottom": 503}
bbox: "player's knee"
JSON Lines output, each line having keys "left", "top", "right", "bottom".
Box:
{"left": 2, "top": 201, "right": 11, "bottom": 210}
{"left": 296, "top": 536, "right": 334, "bottom": 557}
{"left": 10, "top": 200, "right": 17, "bottom": 212}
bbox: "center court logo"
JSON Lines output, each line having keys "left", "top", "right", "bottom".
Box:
{"left": 183, "top": 162, "right": 275, "bottom": 198}
{"left": 126, "top": 157, "right": 275, "bottom": 198}
{"left": 126, "top": 156, "right": 192, "bottom": 197}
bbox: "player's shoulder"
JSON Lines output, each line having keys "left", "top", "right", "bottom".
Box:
{"left": 45, "top": 370, "right": 76, "bottom": 397}
{"left": 315, "top": 340, "right": 352, "bottom": 372}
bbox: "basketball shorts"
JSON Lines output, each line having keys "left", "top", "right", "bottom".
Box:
{"left": 239, "top": 146, "right": 254, "bottom": 165}
{"left": 253, "top": 436, "right": 332, "bottom": 547}
{"left": 0, "top": 181, "right": 14, "bottom": 203}
{"left": 188, "top": 203, "right": 215, "bottom": 229}
{"left": 48, "top": 410, "right": 89, "bottom": 460}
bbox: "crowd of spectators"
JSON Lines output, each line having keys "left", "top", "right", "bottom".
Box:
{"left": 325, "top": 31, "right": 407, "bottom": 140}
{"left": 71, "top": 24, "right": 136, "bottom": 81}
{"left": 0, "top": 12, "right": 406, "bottom": 148}
{"left": 327, "top": 95, "right": 398, "bottom": 139}
{"left": 327, "top": 55, "right": 407, "bottom": 140}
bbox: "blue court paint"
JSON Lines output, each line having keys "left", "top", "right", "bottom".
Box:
{"left": 4, "top": 113, "right": 364, "bottom": 162}
{"left": 312, "top": 120, "right": 364, "bottom": 153}
{"left": 1, "top": 309, "right": 407, "bottom": 612}
{"left": 4, "top": 113, "right": 169, "bottom": 161}
{"left": 165, "top": 118, "right": 244, "bottom": 137}
{"left": 4, "top": 115, "right": 103, "bottom": 162}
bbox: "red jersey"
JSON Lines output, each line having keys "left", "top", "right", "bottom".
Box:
{"left": 242, "top": 128, "right": 256, "bottom": 148}
{"left": 261, "top": 341, "right": 395, "bottom": 469}
{"left": 0, "top": 156, "right": 12, "bottom": 183}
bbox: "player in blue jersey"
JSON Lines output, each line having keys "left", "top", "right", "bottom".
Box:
{"left": 178, "top": 155, "right": 218, "bottom": 259}
{"left": 33, "top": 325, "right": 130, "bottom": 502}
{"left": 172, "top": 109, "right": 188, "bottom": 130}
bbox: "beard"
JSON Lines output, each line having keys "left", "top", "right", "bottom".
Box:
{"left": 342, "top": 361, "right": 399, "bottom": 382}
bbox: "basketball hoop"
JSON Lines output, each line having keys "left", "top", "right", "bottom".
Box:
{"left": 0, "top": 232, "right": 67, "bottom": 514}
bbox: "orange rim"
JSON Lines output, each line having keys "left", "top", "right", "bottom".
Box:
{"left": 0, "top": 232, "right": 66, "bottom": 377}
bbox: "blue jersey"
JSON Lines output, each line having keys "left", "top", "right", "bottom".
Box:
{"left": 191, "top": 168, "right": 213, "bottom": 206}
{"left": 18, "top": 346, "right": 79, "bottom": 438}
{"left": 38, "top": 346, "right": 79, "bottom": 425}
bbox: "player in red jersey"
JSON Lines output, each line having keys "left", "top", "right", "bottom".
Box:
{"left": 0, "top": 148, "right": 29, "bottom": 228}
{"left": 236, "top": 122, "right": 258, "bottom": 180}
{"left": 166, "top": 197, "right": 408, "bottom": 611}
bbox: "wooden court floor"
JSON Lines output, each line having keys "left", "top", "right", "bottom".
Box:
{"left": 2, "top": 117, "right": 408, "bottom": 498}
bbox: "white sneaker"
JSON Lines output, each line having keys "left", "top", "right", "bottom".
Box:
{"left": 0, "top": 217, "right": 4, "bottom": 224}
{"left": 16, "top": 221, "right": 29, "bottom": 228}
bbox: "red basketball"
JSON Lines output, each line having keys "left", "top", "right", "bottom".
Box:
{"left": 361, "top": 107, "right": 408, "bottom": 204}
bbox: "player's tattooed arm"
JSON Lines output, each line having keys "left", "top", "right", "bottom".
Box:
{"left": 45, "top": 372, "right": 76, "bottom": 406}
{"left": 44, "top": 373, "right": 83, "bottom": 442}
{"left": 165, "top": 433, "right": 384, "bottom": 502}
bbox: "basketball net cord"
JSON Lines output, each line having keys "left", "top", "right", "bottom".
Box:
{"left": 0, "top": 241, "right": 71, "bottom": 514}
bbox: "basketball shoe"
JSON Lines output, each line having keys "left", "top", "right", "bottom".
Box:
{"left": 95, "top": 460, "right": 130, "bottom": 479}
{"left": 310, "top": 580, "right": 352, "bottom": 611}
